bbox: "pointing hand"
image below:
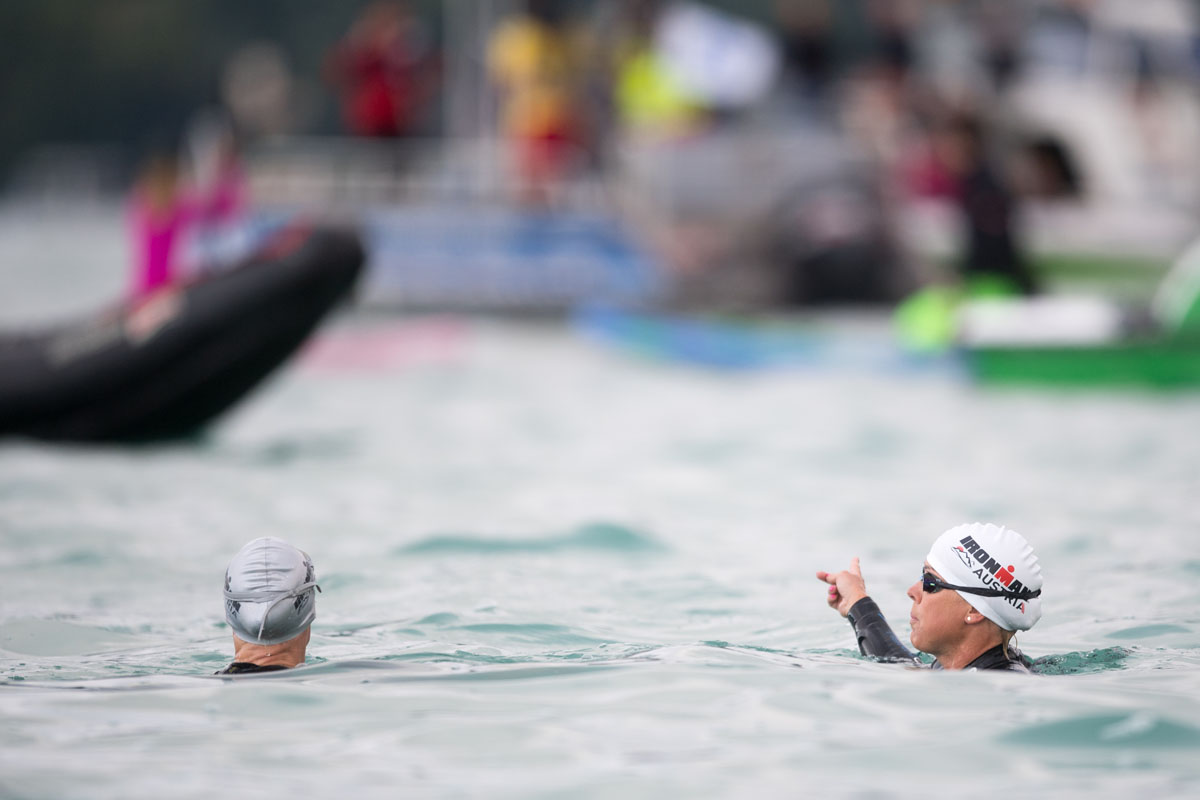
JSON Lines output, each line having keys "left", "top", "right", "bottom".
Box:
{"left": 815, "top": 557, "right": 868, "bottom": 618}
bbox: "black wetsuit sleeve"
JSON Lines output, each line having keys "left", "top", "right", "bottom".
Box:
{"left": 846, "top": 597, "right": 920, "bottom": 664}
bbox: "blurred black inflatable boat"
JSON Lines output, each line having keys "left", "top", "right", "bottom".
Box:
{"left": 0, "top": 224, "right": 364, "bottom": 443}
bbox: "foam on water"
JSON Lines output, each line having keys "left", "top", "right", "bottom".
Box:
{"left": 3, "top": 208, "right": 1200, "bottom": 798}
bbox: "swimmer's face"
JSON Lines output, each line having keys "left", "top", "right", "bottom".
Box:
{"left": 906, "top": 562, "right": 973, "bottom": 656}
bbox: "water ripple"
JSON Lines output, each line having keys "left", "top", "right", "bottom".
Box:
{"left": 1032, "top": 646, "right": 1132, "bottom": 675}
{"left": 1002, "top": 712, "right": 1200, "bottom": 748}
{"left": 395, "top": 522, "right": 667, "bottom": 555}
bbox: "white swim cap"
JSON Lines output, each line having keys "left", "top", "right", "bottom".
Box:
{"left": 224, "top": 537, "right": 320, "bottom": 645}
{"left": 925, "top": 523, "right": 1043, "bottom": 632}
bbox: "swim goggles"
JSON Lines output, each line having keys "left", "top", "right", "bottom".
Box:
{"left": 921, "top": 571, "right": 1041, "bottom": 601}
{"left": 224, "top": 581, "right": 322, "bottom": 642}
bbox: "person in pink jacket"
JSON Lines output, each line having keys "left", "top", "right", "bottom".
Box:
{"left": 128, "top": 145, "right": 245, "bottom": 299}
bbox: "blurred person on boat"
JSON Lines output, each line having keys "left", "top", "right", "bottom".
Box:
{"left": 325, "top": 1, "right": 436, "bottom": 139}
{"left": 773, "top": 0, "right": 836, "bottom": 115}
{"left": 217, "top": 537, "right": 320, "bottom": 675}
{"left": 487, "top": 0, "right": 589, "bottom": 207}
{"left": 839, "top": 0, "right": 921, "bottom": 175}
{"left": 178, "top": 111, "right": 253, "bottom": 274}
{"left": 817, "top": 523, "right": 1043, "bottom": 672}
{"left": 128, "top": 133, "right": 247, "bottom": 300}
{"left": 893, "top": 112, "right": 1038, "bottom": 350}
{"left": 609, "top": 0, "right": 706, "bottom": 141}
{"left": 936, "top": 112, "right": 1037, "bottom": 296}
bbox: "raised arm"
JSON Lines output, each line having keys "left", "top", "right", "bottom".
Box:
{"left": 816, "top": 558, "right": 918, "bottom": 664}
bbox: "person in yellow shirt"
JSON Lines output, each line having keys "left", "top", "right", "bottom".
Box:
{"left": 488, "top": 0, "right": 589, "bottom": 206}
{"left": 610, "top": 0, "right": 702, "bottom": 139}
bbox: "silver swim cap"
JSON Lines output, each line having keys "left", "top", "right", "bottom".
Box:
{"left": 223, "top": 537, "right": 320, "bottom": 645}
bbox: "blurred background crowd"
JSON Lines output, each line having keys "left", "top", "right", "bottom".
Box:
{"left": 4, "top": 0, "right": 1200, "bottom": 314}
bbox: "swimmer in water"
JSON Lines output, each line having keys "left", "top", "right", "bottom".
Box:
{"left": 816, "top": 523, "right": 1043, "bottom": 672}
{"left": 218, "top": 537, "right": 321, "bottom": 675}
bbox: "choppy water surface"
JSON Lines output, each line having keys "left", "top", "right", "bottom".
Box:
{"left": 2, "top": 208, "right": 1200, "bottom": 798}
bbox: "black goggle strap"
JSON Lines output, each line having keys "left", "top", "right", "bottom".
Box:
{"left": 922, "top": 572, "right": 1040, "bottom": 601}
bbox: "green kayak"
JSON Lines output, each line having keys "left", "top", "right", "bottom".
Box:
{"left": 958, "top": 239, "right": 1200, "bottom": 390}
{"left": 965, "top": 334, "right": 1200, "bottom": 390}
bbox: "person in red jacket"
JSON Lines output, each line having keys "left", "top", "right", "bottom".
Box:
{"left": 325, "top": 1, "right": 434, "bottom": 138}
